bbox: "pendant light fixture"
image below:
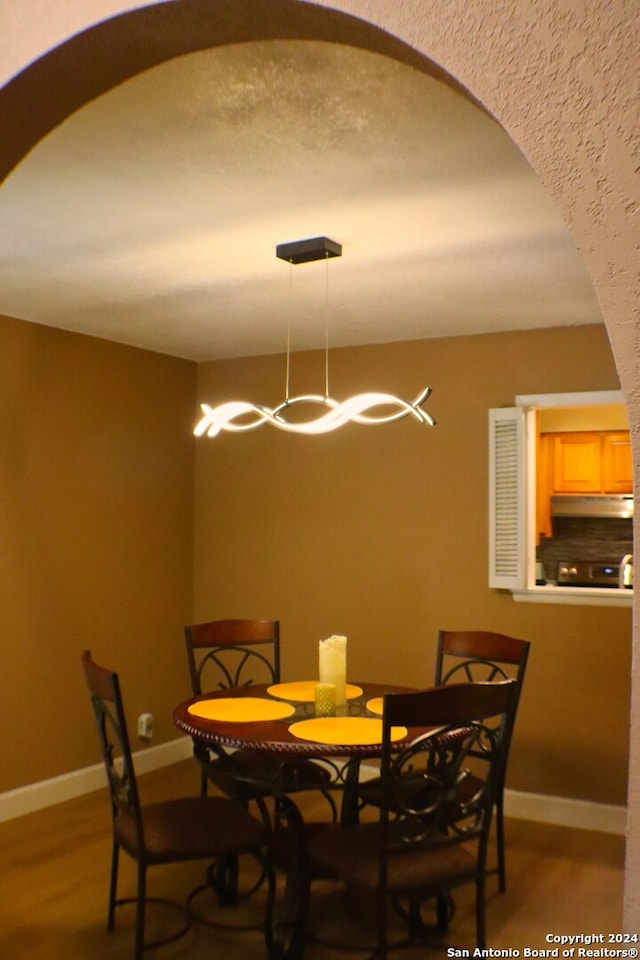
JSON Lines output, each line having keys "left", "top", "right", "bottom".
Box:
{"left": 194, "top": 237, "right": 435, "bottom": 438}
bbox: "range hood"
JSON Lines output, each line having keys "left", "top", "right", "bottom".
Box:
{"left": 551, "top": 494, "right": 634, "bottom": 518}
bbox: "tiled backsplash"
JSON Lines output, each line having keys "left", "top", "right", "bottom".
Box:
{"left": 537, "top": 516, "right": 633, "bottom": 582}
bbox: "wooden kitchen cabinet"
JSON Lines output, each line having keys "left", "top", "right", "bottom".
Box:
{"left": 549, "top": 430, "right": 632, "bottom": 494}
{"left": 536, "top": 432, "right": 554, "bottom": 541}
{"left": 552, "top": 432, "right": 602, "bottom": 493}
{"left": 536, "top": 429, "right": 632, "bottom": 540}
{"left": 602, "top": 431, "right": 633, "bottom": 492}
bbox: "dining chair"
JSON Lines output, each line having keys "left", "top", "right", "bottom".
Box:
{"left": 357, "top": 629, "right": 529, "bottom": 893}
{"left": 185, "top": 617, "right": 333, "bottom": 800}
{"left": 433, "top": 629, "right": 530, "bottom": 892}
{"left": 80, "top": 649, "right": 275, "bottom": 960}
{"left": 184, "top": 618, "right": 337, "bottom": 896}
{"left": 187, "top": 618, "right": 289, "bottom": 800}
{"left": 306, "top": 679, "right": 517, "bottom": 957}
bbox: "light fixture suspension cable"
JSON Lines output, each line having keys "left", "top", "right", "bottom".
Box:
{"left": 324, "top": 251, "right": 330, "bottom": 399}
{"left": 285, "top": 259, "right": 293, "bottom": 403}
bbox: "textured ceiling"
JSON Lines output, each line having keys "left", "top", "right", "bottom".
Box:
{"left": 0, "top": 39, "right": 602, "bottom": 361}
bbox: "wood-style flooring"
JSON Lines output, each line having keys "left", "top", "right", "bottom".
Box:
{"left": 0, "top": 759, "right": 624, "bottom": 959}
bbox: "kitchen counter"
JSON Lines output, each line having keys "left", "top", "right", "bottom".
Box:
{"left": 512, "top": 584, "right": 633, "bottom": 607}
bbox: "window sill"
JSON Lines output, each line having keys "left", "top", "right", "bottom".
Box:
{"left": 512, "top": 585, "right": 633, "bottom": 607}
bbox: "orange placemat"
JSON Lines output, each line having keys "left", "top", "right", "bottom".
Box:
{"left": 365, "top": 697, "right": 383, "bottom": 716}
{"left": 267, "top": 681, "right": 363, "bottom": 702}
{"left": 288, "top": 717, "right": 407, "bottom": 746}
{"left": 188, "top": 697, "right": 295, "bottom": 723}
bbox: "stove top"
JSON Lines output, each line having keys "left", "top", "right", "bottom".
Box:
{"left": 556, "top": 560, "right": 620, "bottom": 587}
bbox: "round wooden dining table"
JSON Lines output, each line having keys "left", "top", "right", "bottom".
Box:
{"left": 174, "top": 680, "right": 423, "bottom": 960}
{"left": 173, "top": 679, "right": 416, "bottom": 760}
{"left": 173, "top": 679, "right": 420, "bottom": 821}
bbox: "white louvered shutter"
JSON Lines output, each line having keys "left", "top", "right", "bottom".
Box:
{"left": 489, "top": 407, "right": 526, "bottom": 589}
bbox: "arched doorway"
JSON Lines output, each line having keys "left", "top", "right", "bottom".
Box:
{"left": 1, "top": 0, "right": 637, "bottom": 927}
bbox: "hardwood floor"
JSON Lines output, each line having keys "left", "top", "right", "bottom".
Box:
{"left": 0, "top": 759, "right": 624, "bottom": 959}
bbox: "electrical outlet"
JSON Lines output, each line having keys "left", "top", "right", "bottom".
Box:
{"left": 137, "top": 712, "right": 153, "bottom": 739}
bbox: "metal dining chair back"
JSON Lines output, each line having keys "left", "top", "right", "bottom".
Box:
{"left": 307, "top": 679, "right": 517, "bottom": 956}
{"left": 185, "top": 618, "right": 281, "bottom": 694}
{"left": 185, "top": 618, "right": 284, "bottom": 805}
{"left": 183, "top": 618, "right": 336, "bottom": 856}
{"left": 80, "top": 649, "right": 274, "bottom": 960}
{"left": 435, "top": 629, "right": 530, "bottom": 891}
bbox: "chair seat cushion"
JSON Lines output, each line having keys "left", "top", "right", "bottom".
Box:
{"left": 359, "top": 774, "right": 441, "bottom": 810}
{"left": 359, "top": 770, "right": 485, "bottom": 819}
{"left": 115, "top": 796, "right": 268, "bottom": 864}
{"left": 307, "top": 822, "right": 477, "bottom": 895}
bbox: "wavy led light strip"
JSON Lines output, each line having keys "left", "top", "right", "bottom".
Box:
{"left": 194, "top": 388, "right": 436, "bottom": 437}
{"left": 195, "top": 237, "right": 437, "bottom": 439}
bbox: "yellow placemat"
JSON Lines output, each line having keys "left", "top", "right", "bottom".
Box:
{"left": 188, "top": 697, "right": 295, "bottom": 723}
{"left": 289, "top": 717, "right": 407, "bottom": 746}
{"left": 365, "top": 697, "right": 383, "bottom": 716}
{"left": 267, "top": 681, "right": 363, "bottom": 702}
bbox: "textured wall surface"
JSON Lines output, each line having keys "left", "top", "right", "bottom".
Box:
{"left": 1, "top": 0, "right": 638, "bottom": 926}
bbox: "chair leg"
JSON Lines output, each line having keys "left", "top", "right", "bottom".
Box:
{"left": 408, "top": 899, "right": 422, "bottom": 938}
{"left": 475, "top": 875, "right": 486, "bottom": 949}
{"left": 261, "top": 853, "right": 280, "bottom": 960}
{"left": 377, "top": 907, "right": 388, "bottom": 959}
{"left": 135, "top": 861, "right": 146, "bottom": 960}
{"left": 270, "top": 797, "right": 312, "bottom": 960}
{"left": 252, "top": 791, "right": 274, "bottom": 833}
{"left": 376, "top": 879, "right": 388, "bottom": 960}
{"left": 107, "top": 837, "right": 119, "bottom": 931}
{"left": 436, "top": 893, "right": 454, "bottom": 932}
{"left": 211, "top": 855, "right": 240, "bottom": 907}
{"left": 496, "top": 793, "right": 506, "bottom": 892}
{"left": 320, "top": 789, "right": 338, "bottom": 823}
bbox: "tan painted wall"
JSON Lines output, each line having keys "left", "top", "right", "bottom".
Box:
{"left": 1, "top": 314, "right": 629, "bottom": 807}
{"left": 194, "top": 323, "right": 631, "bottom": 805}
{"left": 0, "top": 314, "right": 196, "bottom": 793}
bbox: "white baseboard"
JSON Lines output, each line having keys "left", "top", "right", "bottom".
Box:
{"left": 0, "top": 736, "right": 193, "bottom": 824}
{"left": 0, "top": 746, "right": 627, "bottom": 836}
{"left": 358, "top": 763, "right": 627, "bottom": 836}
{"left": 503, "top": 786, "right": 627, "bottom": 835}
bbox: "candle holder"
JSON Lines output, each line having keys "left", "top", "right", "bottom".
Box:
{"left": 314, "top": 682, "right": 337, "bottom": 717}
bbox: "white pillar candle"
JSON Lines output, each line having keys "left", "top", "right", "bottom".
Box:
{"left": 319, "top": 634, "right": 347, "bottom": 706}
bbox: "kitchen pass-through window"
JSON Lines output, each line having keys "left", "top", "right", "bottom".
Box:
{"left": 489, "top": 390, "right": 632, "bottom": 604}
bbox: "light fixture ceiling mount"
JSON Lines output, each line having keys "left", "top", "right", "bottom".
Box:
{"left": 194, "top": 237, "right": 435, "bottom": 438}
{"left": 275, "top": 236, "right": 342, "bottom": 264}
